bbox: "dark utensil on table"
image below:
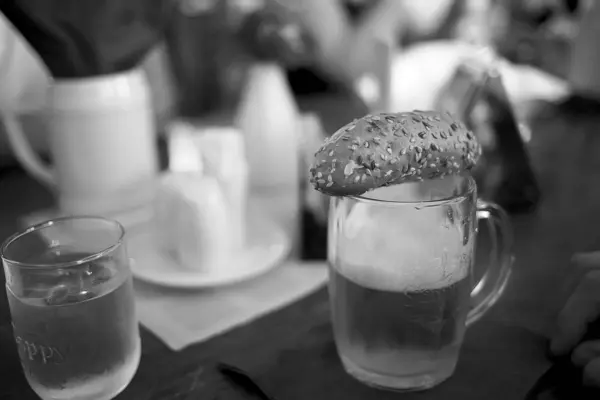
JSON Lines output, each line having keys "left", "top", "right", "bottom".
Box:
{"left": 218, "top": 362, "right": 278, "bottom": 400}
{"left": 525, "top": 321, "right": 600, "bottom": 399}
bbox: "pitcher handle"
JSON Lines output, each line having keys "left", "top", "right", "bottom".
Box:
{"left": 467, "top": 199, "right": 514, "bottom": 325}
{"left": 2, "top": 111, "right": 55, "bottom": 187}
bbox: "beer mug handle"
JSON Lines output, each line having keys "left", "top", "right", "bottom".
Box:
{"left": 467, "top": 199, "right": 514, "bottom": 325}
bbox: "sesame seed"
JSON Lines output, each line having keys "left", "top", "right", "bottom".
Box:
{"left": 429, "top": 163, "right": 437, "bottom": 169}
{"left": 326, "top": 182, "right": 334, "bottom": 187}
{"left": 409, "top": 138, "right": 416, "bottom": 143}
{"left": 418, "top": 131, "right": 427, "bottom": 139}
{"left": 415, "top": 146, "right": 422, "bottom": 153}
{"left": 450, "top": 123, "right": 458, "bottom": 131}
{"left": 401, "top": 127, "right": 409, "bottom": 136}
{"left": 390, "top": 158, "right": 398, "bottom": 165}
{"left": 430, "top": 143, "right": 439, "bottom": 151}
{"left": 380, "top": 154, "right": 387, "bottom": 161}
{"left": 385, "top": 170, "right": 393, "bottom": 177}
{"left": 366, "top": 169, "right": 372, "bottom": 176}
{"left": 316, "top": 172, "right": 323, "bottom": 178}
{"left": 342, "top": 135, "right": 350, "bottom": 141}
{"left": 373, "top": 137, "right": 381, "bottom": 144}
{"left": 361, "top": 175, "right": 367, "bottom": 183}
{"left": 431, "top": 132, "right": 438, "bottom": 139}
{"left": 400, "top": 148, "right": 407, "bottom": 155}
{"left": 351, "top": 145, "right": 358, "bottom": 151}
{"left": 328, "top": 150, "right": 334, "bottom": 156}
{"left": 364, "top": 141, "right": 370, "bottom": 148}
{"left": 354, "top": 176, "right": 360, "bottom": 183}
{"left": 466, "top": 131, "right": 474, "bottom": 140}
{"left": 386, "top": 147, "right": 392, "bottom": 155}
{"left": 440, "top": 132, "right": 447, "bottom": 139}
{"left": 317, "top": 179, "right": 326, "bottom": 184}
{"left": 344, "top": 161, "right": 356, "bottom": 176}
{"left": 327, "top": 175, "right": 333, "bottom": 182}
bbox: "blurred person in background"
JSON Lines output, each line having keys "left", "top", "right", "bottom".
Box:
{"left": 276, "top": 0, "right": 586, "bottom": 95}
{"left": 278, "top": 0, "right": 469, "bottom": 95}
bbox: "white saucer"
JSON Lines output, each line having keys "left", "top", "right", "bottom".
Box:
{"left": 126, "top": 215, "right": 290, "bottom": 289}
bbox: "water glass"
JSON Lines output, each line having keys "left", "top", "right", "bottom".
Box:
{"left": 1, "top": 217, "right": 140, "bottom": 400}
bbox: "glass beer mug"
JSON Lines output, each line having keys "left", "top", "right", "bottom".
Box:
{"left": 328, "top": 175, "right": 512, "bottom": 391}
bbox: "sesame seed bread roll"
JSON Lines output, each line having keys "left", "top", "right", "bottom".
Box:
{"left": 309, "top": 110, "right": 481, "bottom": 196}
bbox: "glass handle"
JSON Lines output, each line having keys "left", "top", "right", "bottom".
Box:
{"left": 467, "top": 199, "right": 514, "bottom": 325}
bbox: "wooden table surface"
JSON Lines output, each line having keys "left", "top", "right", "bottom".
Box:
{"left": 1, "top": 94, "right": 600, "bottom": 399}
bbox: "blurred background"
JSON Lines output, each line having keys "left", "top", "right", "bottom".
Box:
{"left": 0, "top": 0, "right": 595, "bottom": 262}
{"left": 0, "top": 0, "right": 583, "bottom": 160}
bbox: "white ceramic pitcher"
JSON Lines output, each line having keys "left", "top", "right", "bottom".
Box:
{"left": 2, "top": 68, "right": 159, "bottom": 216}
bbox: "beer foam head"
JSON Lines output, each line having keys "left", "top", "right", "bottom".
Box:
{"left": 336, "top": 188, "right": 472, "bottom": 292}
